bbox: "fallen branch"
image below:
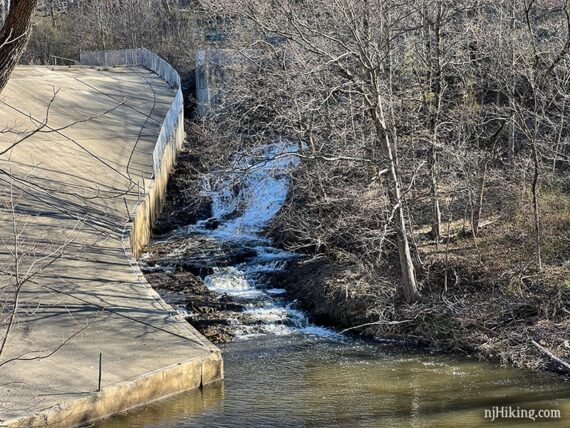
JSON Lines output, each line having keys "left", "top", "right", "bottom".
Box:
{"left": 340, "top": 319, "right": 414, "bottom": 334}
{"left": 531, "top": 340, "right": 570, "bottom": 371}
{"left": 442, "top": 218, "right": 499, "bottom": 242}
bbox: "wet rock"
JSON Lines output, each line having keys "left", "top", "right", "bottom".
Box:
{"left": 204, "top": 218, "right": 220, "bottom": 230}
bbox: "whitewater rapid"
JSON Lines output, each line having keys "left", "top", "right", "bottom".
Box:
{"left": 154, "top": 142, "right": 336, "bottom": 339}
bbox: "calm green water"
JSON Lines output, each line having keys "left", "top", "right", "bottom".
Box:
{"left": 95, "top": 334, "right": 570, "bottom": 427}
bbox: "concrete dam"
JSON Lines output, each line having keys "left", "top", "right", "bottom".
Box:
{"left": 0, "top": 50, "right": 222, "bottom": 427}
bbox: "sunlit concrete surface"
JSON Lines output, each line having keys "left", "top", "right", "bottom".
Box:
{"left": 0, "top": 66, "right": 221, "bottom": 426}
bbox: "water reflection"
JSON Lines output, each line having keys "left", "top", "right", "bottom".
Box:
{"left": 94, "top": 382, "right": 224, "bottom": 427}
{"left": 95, "top": 335, "right": 570, "bottom": 427}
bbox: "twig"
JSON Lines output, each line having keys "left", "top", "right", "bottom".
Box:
{"left": 340, "top": 319, "right": 414, "bottom": 334}
{"left": 531, "top": 340, "right": 570, "bottom": 371}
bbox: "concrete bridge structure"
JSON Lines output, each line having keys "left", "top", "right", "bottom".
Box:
{"left": 0, "top": 53, "right": 222, "bottom": 427}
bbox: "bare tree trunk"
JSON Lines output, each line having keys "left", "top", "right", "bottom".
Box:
{"left": 372, "top": 107, "right": 420, "bottom": 303}
{"left": 368, "top": 10, "right": 420, "bottom": 302}
{"left": 522, "top": 0, "right": 549, "bottom": 271}
{"left": 429, "top": 145, "right": 442, "bottom": 240}
{"left": 531, "top": 140, "right": 542, "bottom": 270}
{"left": 96, "top": 1, "right": 107, "bottom": 49}
{"left": 422, "top": 2, "right": 443, "bottom": 240}
{"left": 430, "top": 3, "right": 443, "bottom": 241}
{"left": 0, "top": 0, "right": 38, "bottom": 93}
{"left": 552, "top": 99, "right": 566, "bottom": 172}
{"left": 395, "top": 201, "right": 420, "bottom": 303}
{"left": 472, "top": 121, "right": 506, "bottom": 235}
{"left": 508, "top": 0, "right": 517, "bottom": 163}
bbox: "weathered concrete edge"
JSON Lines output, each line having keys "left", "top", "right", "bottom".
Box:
{"left": 109, "top": 50, "right": 221, "bottom": 350}
{"left": 120, "top": 179, "right": 220, "bottom": 355}
{"left": 1, "top": 353, "right": 223, "bottom": 428}
{"left": 115, "top": 57, "right": 221, "bottom": 350}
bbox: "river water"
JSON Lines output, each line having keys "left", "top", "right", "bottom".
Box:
{"left": 96, "top": 143, "right": 570, "bottom": 427}
{"left": 97, "top": 334, "right": 570, "bottom": 427}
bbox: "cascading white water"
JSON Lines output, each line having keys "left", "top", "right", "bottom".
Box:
{"left": 185, "top": 142, "right": 335, "bottom": 339}
{"left": 190, "top": 143, "right": 299, "bottom": 239}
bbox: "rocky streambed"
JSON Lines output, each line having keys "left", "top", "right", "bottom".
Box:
{"left": 141, "top": 234, "right": 321, "bottom": 343}
{"left": 140, "top": 140, "right": 333, "bottom": 344}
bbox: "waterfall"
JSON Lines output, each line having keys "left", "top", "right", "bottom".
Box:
{"left": 182, "top": 141, "right": 335, "bottom": 339}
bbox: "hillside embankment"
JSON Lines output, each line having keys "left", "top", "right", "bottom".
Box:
{"left": 149, "top": 123, "right": 570, "bottom": 377}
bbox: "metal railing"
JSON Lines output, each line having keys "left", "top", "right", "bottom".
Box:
{"left": 50, "top": 55, "right": 80, "bottom": 66}
{"left": 79, "top": 48, "right": 183, "bottom": 178}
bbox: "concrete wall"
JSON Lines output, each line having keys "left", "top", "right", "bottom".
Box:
{"left": 81, "top": 48, "right": 184, "bottom": 258}
{"left": 5, "top": 353, "right": 223, "bottom": 427}
{"left": 129, "top": 91, "right": 184, "bottom": 258}
{"left": 195, "top": 49, "right": 249, "bottom": 118}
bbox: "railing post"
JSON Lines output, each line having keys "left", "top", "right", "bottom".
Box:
{"left": 97, "top": 352, "right": 102, "bottom": 392}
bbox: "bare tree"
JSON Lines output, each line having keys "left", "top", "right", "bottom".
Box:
{"left": 194, "top": 0, "right": 570, "bottom": 304}
{"left": 513, "top": 0, "right": 570, "bottom": 270}
{"left": 200, "top": 0, "right": 424, "bottom": 302}
{"left": 0, "top": 0, "right": 38, "bottom": 93}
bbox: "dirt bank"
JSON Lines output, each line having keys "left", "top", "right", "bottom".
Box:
{"left": 278, "top": 250, "right": 570, "bottom": 377}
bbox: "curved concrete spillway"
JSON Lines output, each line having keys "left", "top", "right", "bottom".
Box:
{"left": 0, "top": 64, "right": 222, "bottom": 427}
